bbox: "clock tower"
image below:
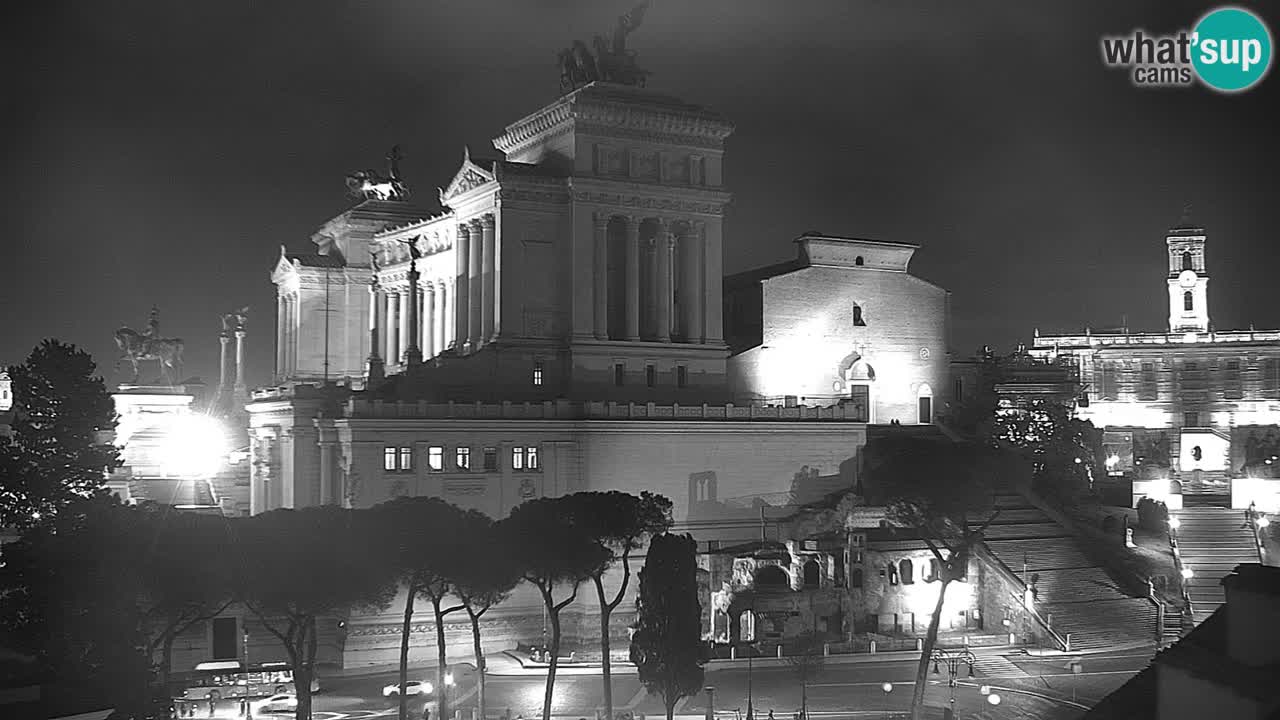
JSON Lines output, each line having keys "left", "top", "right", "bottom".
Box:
{"left": 1166, "top": 224, "right": 1210, "bottom": 333}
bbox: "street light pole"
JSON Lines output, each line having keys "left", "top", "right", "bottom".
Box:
{"left": 929, "top": 648, "right": 975, "bottom": 720}
{"left": 242, "top": 629, "right": 250, "bottom": 718}
{"left": 704, "top": 686, "right": 715, "bottom": 720}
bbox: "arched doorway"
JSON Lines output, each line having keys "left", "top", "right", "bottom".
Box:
{"left": 803, "top": 559, "right": 821, "bottom": 588}
{"left": 917, "top": 383, "right": 934, "bottom": 425}
{"left": 754, "top": 564, "right": 789, "bottom": 590}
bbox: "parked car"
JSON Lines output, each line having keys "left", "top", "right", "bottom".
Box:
{"left": 382, "top": 680, "right": 434, "bottom": 697}
{"left": 251, "top": 694, "right": 298, "bottom": 714}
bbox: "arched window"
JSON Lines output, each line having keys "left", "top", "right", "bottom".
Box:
{"left": 926, "top": 558, "right": 940, "bottom": 582}
{"left": 852, "top": 303, "right": 866, "bottom": 327}
{"left": 1184, "top": 291, "right": 1194, "bottom": 312}
{"left": 803, "top": 559, "right": 821, "bottom": 588}
{"left": 855, "top": 255, "right": 865, "bottom": 266}
{"left": 754, "top": 565, "right": 788, "bottom": 589}
{"left": 850, "top": 568, "right": 864, "bottom": 588}
{"left": 1182, "top": 251, "right": 1193, "bottom": 271}
{"left": 887, "top": 565, "right": 899, "bottom": 586}
{"left": 899, "top": 559, "right": 915, "bottom": 585}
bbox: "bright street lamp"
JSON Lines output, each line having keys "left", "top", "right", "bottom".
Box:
{"left": 987, "top": 693, "right": 1002, "bottom": 706}
{"left": 1259, "top": 516, "right": 1271, "bottom": 529}
{"left": 1169, "top": 517, "right": 1181, "bottom": 530}
{"left": 880, "top": 683, "right": 892, "bottom": 720}
{"left": 1181, "top": 567, "right": 1195, "bottom": 580}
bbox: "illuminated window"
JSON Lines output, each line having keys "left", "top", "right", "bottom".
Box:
{"left": 887, "top": 565, "right": 899, "bottom": 586}
{"left": 455, "top": 446, "right": 471, "bottom": 471}
{"left": 1184, "top": 291, "right": 1193, "bottom": 312}
{"left": 1139, "top": 362, "right": 1157, "bottom": 401}
{"left": 532, "top": 361, "right": 544, "bottom": 386}
{"left": 646, "top": 364, "right": 656, "bottom": 387}
{"left": 398, "top": 447, "right": 412, "bottom": 471}
{"left": 428, "top": 446, "right": 444, "bottom": 472}
{"left": 384, "top": 447, "right": 397, "bottom": 471}
{"left": 614, "top": 363, "right": 625, "bottom": 386}
{"left": 852, "top": 303, "right": 866, "bottom": 327}
{"left": 512, "top": 446, "right": 539, "bottom": 471}
{"left": 677, "top": 365, "right": 688, "bottom": 389}
{"left": 386, "top": 446, "right": 412, "bottom": 472}
{"left": 483, "top": 447, "right": 498, "bottom": 471}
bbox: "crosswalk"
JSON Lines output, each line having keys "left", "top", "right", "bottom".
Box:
{"left": 968, "top": 653, "right": 1030, "bottom": 680}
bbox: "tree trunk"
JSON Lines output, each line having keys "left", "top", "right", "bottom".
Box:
{"left": 468, "top": 609, "right": 486, "bottom": 720}
{"left": 293, "top": 619, "right": 314, "bottom": 720}
{"left": 801, "top": 678, "right": 807, "bottom": 720}
{"left": 540, "top": 588, "right": 561, "bottom": 720}
{"left": 433, "top": 598, "right": 451, "bottom": 720}
{"left": 161, "top": 632, "right": 176, "bottom": 706}
{"left": 594, "top": 576, "right": 614, "bottom": 720}
{"left": 400, "top": 584, "right": 417, "bottom": 720}
{"left": 910, "top": 579, "right": 951, "bottom": 720}
{"left": 664, "top": 695, "right": 676, "bottom": 720}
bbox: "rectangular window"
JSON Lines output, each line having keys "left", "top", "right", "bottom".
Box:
{"left": 513, "top": 446, "right": 541, "bottom": 471}
{"left": 614, "top": 363, "right": 625, "bottom": 386}
{"left": 428, "top": 446, "right": 444, "bottom": 472}
{"left": 1100, "top": 362, "right": 1118, "bottom": 401}
{"left": 483, "top": 447, "right": 498, "bottom": 471}
{"left": 211, "top": 617, "right": 238, "bottom": 660}
{"left": 384, "top": 447, "right": 397, "bottom": 472}
{"left": 1224, "top": 358, "right": 1243, "bottom": 399}
{"left": 953, "top": 377, "right": 963, "bottom": 402}
{"left": 1184, "top": 412, "right": 1200, "bottom": 428}
{"left": 1267, "top": 358, "right": 1280, "bottom": 394}
{"left": 398, "top": 447, "right": 413, "bottom": 471}
{"left": 677, "top": 365, "right": 688, "bottom": 389}
{"left": 512, "top": 446, "right": 524, "bottom": 471}
{"left": 526, "top": 445, "right": 539, "bottom": 471}
{"left": 532, "top": 361, "right": 544, "bottom": 386}
{"left": 646, "top": 364, "right": 656, "bottom": 388}
{"left": 1139, "top": 362, "right": 1158, "bottom": 401}
{"left": 455, "top": 446, "right": 471, "bottom": 471}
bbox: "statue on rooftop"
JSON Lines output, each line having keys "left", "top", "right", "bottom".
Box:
{"left": 559, "top": 1, "right": 652, "bottom": 93}
{"left": 346, "top": 145, "right": 409, "bottom": 201}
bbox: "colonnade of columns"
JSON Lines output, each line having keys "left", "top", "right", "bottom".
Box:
{"left": 593, "top": 213, "right": 709, "bottom": 344}
{"left": 455, "top": 214, "right": 498, "bottom": 352}
{"left": 276, "top": 291, "right": 299, "bottom": 378}
{"left": 370, "top": 278, "right": 456, "bottom": 366}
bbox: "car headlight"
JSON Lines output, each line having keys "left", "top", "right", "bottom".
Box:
{"left": 423, "top": 682, "right": 434, "bottom": 694}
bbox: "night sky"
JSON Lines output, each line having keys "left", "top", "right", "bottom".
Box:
{"left": 5, "top": 1, "right": 1278, "bottom": 390}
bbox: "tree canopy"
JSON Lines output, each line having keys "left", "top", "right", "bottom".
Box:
{"left": 1, "top": 340, "right": 119, "bottom": 529}
{"left": 630, "top": 533, "right": 706, "bottom": 720}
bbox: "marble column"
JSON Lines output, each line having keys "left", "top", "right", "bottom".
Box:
{"left": 234, "top": 327, "right": 247, "bottom": 396}
{"left": 656, "top": 220, "right": 673, "bottom": 343}
{"left": 469, "top": 219, "right": 483, "bottom": 348}
{"left": 388, "top": 292, "right": 401, "bottom": 364}
{"left": 284, "top": 295, "right": 295, "bottom": 377}
{"left": 318, "top": 440, "right": 335, "bottom": 506}
{"left": 681, "top": 222, "right": 704, "bottom": 343}
{"left": 624, "top": 215, "right": 641, "bottom": 341}
{"left": 481, "top": 215, "right": 496, "bottom": 342}
{"left": 593, "top": 213, "right": 609, "bottom": 339}
{"left": 366, "top": 283, "right": 384, "bottom": 383}
{"left": 405, "top": 261, "right": 422, "bottom": 367}
{"left": 455, "top": 224, "right": 471, "bottom": 351}
{"left": 275, "top": 295, "right": 286, "bottom": 380}
{"left": 424, "top": 284, "right": 436, "bottom": 358}
{"left": 219, "top": 331, "right": 231, "bottom": 395}
{"left": 440, "top": 282, "right": 451, "bottom": 351}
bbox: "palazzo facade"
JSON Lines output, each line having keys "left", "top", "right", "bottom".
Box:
{"left": 1030, "top": 223, "right": 1280, "bottom": 511}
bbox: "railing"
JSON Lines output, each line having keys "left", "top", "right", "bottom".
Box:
{"left": 971, "top": 542, "right": 1071, "bottom": 651}
{"left": 344, "top": 398, "right": 871, "bottom": 422}
{"left": 1034, "top": 328, "right": 1280, "bottom": 347}
{"left": 1167, "top": 524, "right": 1196, "bottom": 626}
{"left": 708, "top": 633, "right": 1010, "bottom": 662}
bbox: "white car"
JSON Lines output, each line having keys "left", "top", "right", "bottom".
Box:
{"left": 252, "top": 694, "right": 298, "bottom": 714}
{"left": 383, "top": 680, "right": 434, "bottom": 697}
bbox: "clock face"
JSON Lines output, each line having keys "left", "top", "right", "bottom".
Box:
{"left": 1178, "top": 270, "right": 1198, "bottom": 288}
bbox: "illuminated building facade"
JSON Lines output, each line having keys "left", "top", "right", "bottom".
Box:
{"left": 238, "top": 82, "right": 973, "bottom": 669}
{"left": 725, "top": 234, "right": 952, "bottom": 424}
{"left": 1030, "top": 223, "right": 1280, "bottom": 510}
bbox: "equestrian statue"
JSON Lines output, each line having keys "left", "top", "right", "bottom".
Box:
{"left": 559, "top": 0, "right": 653, "bottom": 94}
{"left": 346, "top": 145, "right": 410, "bottom": 201}
{"left": 114, "top": 306, "right": 185, "bottom": 385}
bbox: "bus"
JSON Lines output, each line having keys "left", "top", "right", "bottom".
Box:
{"left": 174, "top": 661, "right": 319, "bottom": 717}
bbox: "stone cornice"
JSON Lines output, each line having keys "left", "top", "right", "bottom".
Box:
{"left": 569, "top": 186, "right": 730, "bottom": 217}
{"left": 493, "top": 83, "right": 735, "bottom": 157}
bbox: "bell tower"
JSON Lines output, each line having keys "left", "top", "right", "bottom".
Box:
{"left": 1166, "top": 222, "right": 1210, "bottom": 333}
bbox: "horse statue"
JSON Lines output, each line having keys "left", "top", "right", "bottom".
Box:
{"left": 114, "top": 327, "right": 185, "bottom": 385}
{"left": 346, "top": 146, "right": 409, "bottom": 201}
{"left": 558, "top": 1, "right": 652, "bottom": 93}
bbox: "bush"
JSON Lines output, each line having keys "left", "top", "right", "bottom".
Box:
{"left": 1136, "top": 498, "right": 1169, "bottom": 532}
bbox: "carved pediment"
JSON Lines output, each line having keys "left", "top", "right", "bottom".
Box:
{"left": 270, "top": 246, "right": 298, "bottom": 284}
{"left": 440, "top": 149, "right": 496, "bottom": 205}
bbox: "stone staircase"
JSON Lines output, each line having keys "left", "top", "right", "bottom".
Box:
{"left": 1177, "top": 469, "right": 1232, "bottom": 506}
{"left": 977, "top": 494, "right": 1158, "bottom": 651}
{"left": 1171, "top": 506, "right": 1260, "bottom": 624}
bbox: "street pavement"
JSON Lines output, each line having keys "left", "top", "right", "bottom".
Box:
{"left": 308, "top": 647, "right": 1156, "bottom": 720}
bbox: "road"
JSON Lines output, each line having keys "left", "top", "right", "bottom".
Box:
{"left": 307, "top": 647, "right": 1156, "bottom": 720}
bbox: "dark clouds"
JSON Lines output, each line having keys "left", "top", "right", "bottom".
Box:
{"left": 4, "top": 0, "right": 1277, "bottom": 385}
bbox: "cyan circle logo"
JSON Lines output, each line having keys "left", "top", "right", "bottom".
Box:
{"left": 1192, "top": 6, "right": 1273, "bottom": 92}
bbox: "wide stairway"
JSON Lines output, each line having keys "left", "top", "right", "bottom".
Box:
{"left": 1177, "top": 469, "right": 1232, "bottom": 506}
{"left": 977, "top": 494, "right": 1158, "bottom": 651}
{"left": 1171, "top": 506, "right": 1260, "bottom": 624}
